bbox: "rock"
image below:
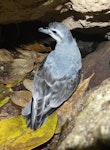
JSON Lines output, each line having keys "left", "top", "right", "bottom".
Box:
{"left": 0, "top": 0, "right": 109, "bottom": 35}
{"left": 70, "top": 0, "right": 109, "bottom": 12}
{"left": 58, "top": 78, "right": 110, "bottom": 150}
{"left": 83, "top": 41, "right": 110, "bottom": 88}
{"left": 62, "top": 0, "right": 110, "bottom": 33}
{"left": 77, "top": 40, "right": 99, "bottom": 57}
{"left": 0, "top": 0, "right": 65, "bottom": 24}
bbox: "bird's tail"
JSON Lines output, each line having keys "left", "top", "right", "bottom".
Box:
{"left": 21, "top": 100, "right": 32, "bottom": 127}
{"left": 29, "top": 97, "right": 45, "bottom": 130}
{"left": 22, "top": 97, "right": 55, "bottom": 130}
{"left": 22, "top": 97, "right": 47, "bottom": 130}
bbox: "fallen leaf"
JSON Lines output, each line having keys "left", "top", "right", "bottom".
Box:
{"left": 10, "top": 90, "right": 32, "bottom": 107}
{"left": 0, "top": 49, "right": 37, "bottom": 84}
{"left": 0, "top": 97, "right": 10, "bottom": 107}
{"left": 24, "top": 43, "right": 51, "bottom": 53}
{"left": 11, "top": 58, "right": 33, "bottom": 79}
{"left": 72, "top": 73, "right": 94, "bottom": 101}
{"left": 6, "top": 75, "right": 26, "bottom": 88}
{"left": 34, "top": 52, "right": 48, "bottom": 68}
{"left": 0, "top": 84, "right": 10, "bottom": 100}
{"left": 0, "top": 48, "right": 48, "bottom": 85}
{"left": 0, "top": 103, "right": 20, "bottom": 120}
{"left": 0, "top": 113, "right": 57, "bottom": 150}
{"left": 0, "top": 49, "right": 13, "bottom": 61}
{"left": 23, "top": 79, "right": 33, "bottom": 92}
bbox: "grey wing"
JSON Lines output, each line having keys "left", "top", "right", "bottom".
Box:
{"left": 32, "top": 69, "right": 82, "bottom": 128}
{"left": 31, "top": 74, "right": 52, "bottom": 129}
{"left": 22, "top": 57, "right": 47, "bottom": 115}
{"left": 45, "top": 69, "right": 81, "bottom": 110}
{"left": 21, "top": 99, "right": 32, "bottom": 126}
{"left": 22, "top": 58, "right": 50, "bottom": 129}
{"left": 22, "top": 73, "right": 52, "bottom": 129}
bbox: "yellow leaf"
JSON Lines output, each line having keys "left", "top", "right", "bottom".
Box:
{"left": 0, "top": 113, "right": 57, "bottom": 150}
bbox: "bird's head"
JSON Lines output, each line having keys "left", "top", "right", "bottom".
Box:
{"left": 38, "top": 22, "right": 72, "bottom": 43}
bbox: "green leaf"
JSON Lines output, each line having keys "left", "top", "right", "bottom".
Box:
{"left": 0, "top": 113, "right": 57, "bottom": 150}
{"left": 0, "top": 97, "right": 10, "bottom": 107}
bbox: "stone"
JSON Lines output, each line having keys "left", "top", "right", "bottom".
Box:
{"left": 83, "top": 41, "right": 110, "bottom": 88}
{"left": 0, "top": 0, "right": 109, "bottom": 35}
{"left": 58, "top": 78, "right": 110, "bottom": 150}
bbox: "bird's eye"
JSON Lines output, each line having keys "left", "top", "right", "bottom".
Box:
{"left": 52, "top": 30, "right": 57, "bottom": 34}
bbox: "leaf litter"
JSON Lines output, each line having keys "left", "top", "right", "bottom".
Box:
{"left": 0, "top": 44, "right": 59, "bottom": 149}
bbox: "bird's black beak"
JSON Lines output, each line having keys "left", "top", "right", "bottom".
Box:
{"left": 38, "top": 27, "right": 50, "bottom": 35}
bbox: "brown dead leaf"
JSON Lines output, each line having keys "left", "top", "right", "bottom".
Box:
{"left": 10, "top": 90, "right": 32, "bottom": 107}
{"left": 0, "top": 84, "right": 10, "bottom": 100}
{"left": 34, "top": 52, "right": 48, "bottom": 69}
{"left": 72, "top": 73, "right": 94, "bottom": 101}
{"left": 0, "top": 58, "right": 32, "bottom": 84}
{"left": 12, "top": 58, "right": 33, "bottom": 75}
{"left": 23, "top": 79, "right": 33, "bottom": 92}
{"left": 56, "top": 73, "right": 94, "bottom": 133}
{"left": 24, "top": 43, "right": 51, "bottom": 53}
{"left": 16, "top": 48, "right": 37, "bottom": 59}
{"left": 0, "top": 102, "right": 20, "bottom": 120}
{"left": 0, "top": 48, "right": 48, "bottom": 85}
{"left": 0, "top": 49, "right": 37, "bottom": 84}
{"left": 0, "top": 49, "right": 13, "bottom": 61}
{"left": 6, "top": 75, "right": 26, "bottom": 88}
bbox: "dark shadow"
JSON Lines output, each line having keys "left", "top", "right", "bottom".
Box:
{"left": 66, "top": 138, "right": 110, "bottom": 150}
{"left": 0, "top": 20, "right": 50, "bottom": 49}
{"left": 0, "top": 20, "right": 108, "bottom": 57}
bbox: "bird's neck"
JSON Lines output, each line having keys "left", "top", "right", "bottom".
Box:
{"left": 55, "top": 37, "right": 76, "bottom": 52}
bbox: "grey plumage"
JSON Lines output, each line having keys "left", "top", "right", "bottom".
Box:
{"left": 22, "top": 22, "right": 82, "bottom": 130}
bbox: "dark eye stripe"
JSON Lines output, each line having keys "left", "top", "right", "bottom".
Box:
{"left": 52, "top": 30, "right": 57, "bottom": 34}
